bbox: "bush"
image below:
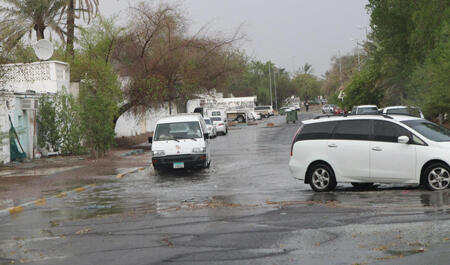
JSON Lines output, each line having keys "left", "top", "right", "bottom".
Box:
{"left": 79, "top": 80, "right": 119, "bottom": 158}
{"left": 37, "top": 90, "right": 85, "bottom": 155}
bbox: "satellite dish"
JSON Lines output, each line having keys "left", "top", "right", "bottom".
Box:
{"left": 33, "top": 39, "right": 54, "bottom": 61}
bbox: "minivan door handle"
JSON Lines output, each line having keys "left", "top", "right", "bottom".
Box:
{"left": 328, "top": 143, "right": 338, "bottom": 148}
{"left": 372, "top": 146, "right": 382, "bottom": 151}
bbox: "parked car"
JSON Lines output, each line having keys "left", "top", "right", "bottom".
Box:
{"left": 247, "top": 111, "right": 261, "bottom": 120}
{"left": 290, "top": 103, "right": 301, "bottom": 111}
{"left": 204, "top": 117, "right": 217, "bottom": 138}
{"left": 322, "top": 104, "right": 335, "bottom": 114}
{"left": 351, "top": 105, "right": 379, "bottom": 115}
{"left": 149, "top": 114, "right": 211, "bottom": 170}
{"left": 333, "top": 105, "right": 345, "bottom": 114}
{"left": 279, "top": 107, "right": 290, "bottom": 115}
{"left": 255, "top": 105, "right": 274, "bottom": 118}
{"left": 289, "top": 115, "right": 450, "bottom": 192}
{"left": 211, "top": 117, "right": 228, "bottom": 135}
{"left": 381, "top": 106, "right": 424, "bottom": 118}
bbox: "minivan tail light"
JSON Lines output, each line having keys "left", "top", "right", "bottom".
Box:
{"left": 291, "top": 125, "right": 304, "bottom": 156}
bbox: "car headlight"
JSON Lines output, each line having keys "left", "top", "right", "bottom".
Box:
{"left": 152, "top": 150, "right": 165, "bottom": 157}
{"left": 192, "top": 147, "right": 206, "bottom": 153}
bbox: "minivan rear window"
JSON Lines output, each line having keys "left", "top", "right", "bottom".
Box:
{"left": 295, "top": 121, "right": 337, "bottom": 141}
{"left": 333, "top": 120, "right": 370, "bottom": 140}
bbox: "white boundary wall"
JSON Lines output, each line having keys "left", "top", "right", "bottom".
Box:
{"left": 115, "top": 103, "right": 178, "bottom": 137}
{"left": 0, "top": 91, "right": 15, "bottom": 164}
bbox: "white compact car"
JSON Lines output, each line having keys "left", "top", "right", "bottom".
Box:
{"left": 381, "top": 106, "right": 425, "bottom": 118}
{"left": 289, "top": 115, "right": 450, "bottom": 192}
{"left": 204, "top": 118, "right": 217, "bottom": 138}
{"left": 351, "top": 105, "right": 379, "bottom": 115}
{"left": 149, "top": 114, "right": 211, "bottom": 170}
{"left": 211, "top": 117, "right": 228, "bottom": 135}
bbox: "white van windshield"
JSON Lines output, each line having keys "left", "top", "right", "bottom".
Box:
{"left": 154, "top": 122, "right": 202, "bottom": 140}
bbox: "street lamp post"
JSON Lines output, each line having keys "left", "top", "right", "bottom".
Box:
{"left": 268, "top": 63, "right": 273, "bottom": 107}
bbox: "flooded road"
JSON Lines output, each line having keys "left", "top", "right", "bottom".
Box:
{"left": 1, "top": 112, "right": 450, "bottom": 265}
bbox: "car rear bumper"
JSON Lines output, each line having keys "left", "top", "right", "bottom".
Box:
{"left": 289, "top": 158, "right": 306, "bottom": 181}
{"left": 152, "top": 154, "right": 207, "bottom": 168}
{"left": 215, "top": 125, "right": 226, "bottom": 132}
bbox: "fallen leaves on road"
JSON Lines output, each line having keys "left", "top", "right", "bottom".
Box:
{"left": 161, "top": 238, "right": 173, "bottom": 247}
{"left": 75, "top": 228, "right": 90, "bottom": 235}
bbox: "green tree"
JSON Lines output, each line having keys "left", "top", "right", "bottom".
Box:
{"left": 411, "top": 22, "right": 450, "bottom": 121}
{"left": 292, "top": 72, "right": 321, "bottom": 101}
{"left": 340, "top": 0, "right": 449, "bottom": 119}
{"left": 0, "top": 0, "right": 66, "bottom": 48}
{"left": 74, "top": 18, "right": 122, "bottom": 157}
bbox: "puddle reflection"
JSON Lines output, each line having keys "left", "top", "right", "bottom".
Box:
{"left": 306, "top": 187, "right": 450, "bottom": 208}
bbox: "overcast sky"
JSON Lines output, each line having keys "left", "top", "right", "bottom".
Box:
{"left": 102, "top": 0, "right": 370, "bottom": 77}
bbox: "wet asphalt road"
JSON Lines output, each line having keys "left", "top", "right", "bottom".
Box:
{"left": 1, "top": 112, "right": 450, "bottom": 265}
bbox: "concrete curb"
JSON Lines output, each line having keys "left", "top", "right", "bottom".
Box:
{"left": 115, "top": 167, "right": 145, "bottom": 179}
{"left": 0, "top": 167, "right": 146, "bottom": 219}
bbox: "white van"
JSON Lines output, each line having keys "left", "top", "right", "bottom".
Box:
{"left": 149, "top": 114, "right": 211, "bottom": 170}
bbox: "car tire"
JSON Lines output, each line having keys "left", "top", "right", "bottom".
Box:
{"left": 237, "top": 115, "right": 245, "bottom": 123}
{"left": 423, "top": 163, "right": 450, "bottom": 191}
{"left": 308, "top": 163, "right": 337, "bottom": 192}
{"left": 351, "top": 182, "right": 374, "bottom": 189}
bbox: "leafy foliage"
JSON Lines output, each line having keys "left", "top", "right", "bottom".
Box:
{"left": 37, "top": 94, "right": 59, "bottom": 151}
{"left": 0, "top": 0, "right": 67, "bottom": 47}
{"left": 37, "top": 91, "right": 85, "bottom": 155}
{"left": 292, "top": 72, "right": 321, "bottom": 101}
{"left": 341, "top": 0, "right": 449, "bottom": 119}
{"left": 74, "top": 18, "right": 122, "bottom": 157}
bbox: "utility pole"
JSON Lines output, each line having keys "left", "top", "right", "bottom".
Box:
{"left": 268, "top": 63, "right": 273, "bottom": 107}
{"left": 274, "top": 69, "right": 278, "bottom": 110}
{"left": 350, "top": 38, "right": 361, "bottom": 70}
{"left": 338, "top": 50, "right": 342, "bottom": 84}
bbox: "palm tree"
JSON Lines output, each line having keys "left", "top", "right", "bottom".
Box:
{"left": 300, "top": 63, "right": 313, "bottom": 74}
{"left": 63, "top": 0, "right": 99, "bottom": 58}
{"left": 0, "top": 0, "right": 66, "bottom": 48}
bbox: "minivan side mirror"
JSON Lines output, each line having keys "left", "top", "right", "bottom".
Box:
{"left": 148, "top": 137, "right": 153, "bottom": 143}
{"left": 203, "top": 133, "right": 209, "bottom": 140}
{"left": 398, "top": 135, "right": 409, "bottom": 144}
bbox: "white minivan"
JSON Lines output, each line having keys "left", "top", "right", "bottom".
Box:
{"left": 149, "top": 114, "right": 211, "bottom": 170}
{"left": 289, "top": 115, "right": 450, "bottom": 192}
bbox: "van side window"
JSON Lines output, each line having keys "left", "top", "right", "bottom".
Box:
{"left": 333, "top": 120, "right": 370, "bottom": 140}
{"left": 373, "top": 120, "right": 411, "bottom": 143}
{"left": 296, "top": 121, "right": 337, "bottom": 141}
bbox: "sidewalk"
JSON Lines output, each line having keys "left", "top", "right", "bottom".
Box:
{"left": 0, "top": 148, "right": 151, "bottom": 210}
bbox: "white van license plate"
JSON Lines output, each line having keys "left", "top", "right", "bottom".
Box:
{"left": 173, "top": 162, "right": 184, "bottom": 169}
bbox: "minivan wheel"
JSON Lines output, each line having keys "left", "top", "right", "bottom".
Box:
{"left": 308, "top": 164, "right": 337, "bottom": 192}
{"left": 424, "top": 163, "right": 450, "bottom": 191}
